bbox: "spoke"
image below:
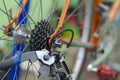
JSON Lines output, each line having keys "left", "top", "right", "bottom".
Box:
{"left": 23, "top": 9, "right": 26, "bottom": 25}
{"left": 25, "top": 61, "right": 31, "bottom": 80}
{"left": 3, "top": 0, "right": 10, "bottom": 22}
{"left": 0, "top": 32, "right": 13, "bottom": 42}
{"left": 0, "top": 35, "right": 10, "bottom": 40}
{"left": 28, "top": 1, "right": 38, "bottom": 30}
{"left": 40, "top": 0, "right": 43, "bottom": 20}
{"left": 23, "top": 13, "right": 32, "bottom": 31}
{"left": 14, "top": 0, "right": 36, "bottom": 25}
{"left": 0, "top": 27, "right": 14, "bottom": 39}
{"left": 32, "top": 64, "right": 36, "bottom": 80}
{"left": 29, "top": 0, "right": 39, "bottom": 22}
{"left": 27, "top": 20, "right": 32, "bottom": 30}
{"left": 31, "top": 62, "right": 40, "bottom": 79}
{"left": 1, "top": 68, "right": 11, "bottom": 80}
{"left": 13, "top": 11, "right": 32, "bottom": 32}
{"left": 30, "top": 0, "right": 42, "bottom": 21}
{"left": 38, "top": 0, "right": 41, "bottom": 21}
{"left": 26, "top": 0, "right": 39, "bottom": 30}
{"left": 22, "top": 43, "right": 28, "bottom": 53}
{"left": 0, "top": 38, "right": 12, "bottom": 41}
{"left": 13, "top": 66, "right": 18, "bottom": 80}
{"left": 50, "top": 17, "right": 59, "bottom": 22}
{"left": 2, "top": 46, "right": 14, "bottom": 61}
{"left": 17, "top": 12, "right": 28, "bottom": 25}
{"left": 32, "top": 62, "right": 40, "bottom": 75}
{"left": 14, "top": 11, "right": 33, "bottom": 32}
{"left": 64, "top": 1, "right": 84, "bottom": 23}
{"left": 0, "top": 8, "right": 13, "bottom": 20}
{"left": 0, "top": 27, "right": 4, "bottom": 31}
{"left": 24, "top": 61, "right": 40, "bottom": 80}
{"left": 12, "top": 42, "right": 24, "bottom": 80}
{"left": 47, "top": 0, "right": 58, "bottom": 21}
{"left": 27, "top": 22, "right": 38, "bottom": 25}
{"left": 31, "top": 1, "right": 38, "bottom": 17}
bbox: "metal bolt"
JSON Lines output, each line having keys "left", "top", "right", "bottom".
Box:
{"left": 44, "top": 55, "right": 50, "bottom": 61}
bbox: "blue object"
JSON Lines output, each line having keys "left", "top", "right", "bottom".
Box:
{"left": 12, "top": 51, "right": 22, "bottom": 65}
{"left": 18, "top": 0, "right": 30, "bottom": 24}
{"left": 8, "top": 0, "right": 30, "bottom": 80}
{"left": 8, "top": 43, "right": 25, "bottom": 80}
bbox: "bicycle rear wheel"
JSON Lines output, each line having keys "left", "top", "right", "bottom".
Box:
{"left": 0, "top": 0, "right": 54, "bottom": 80}
{"left": 0, "top": 0, "right": 93, "bottom": 80}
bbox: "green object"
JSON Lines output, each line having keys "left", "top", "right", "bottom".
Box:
{"left": 61, "top": 23, "right": 80, "bottom": 39}
{"left": 57, "top": 0, "right": 79, "bottom": 10}
{"left": 65, "top": 40, "right": 93, "bottom": 49}
{"left": 92, "top": 44, "right": 113, "bottom": 67}
{"left": 102, "top": 0, "right": 114, "bottom": 3}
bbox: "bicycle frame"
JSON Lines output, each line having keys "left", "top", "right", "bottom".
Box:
{"left": 49, "top": 0, "right": 70, "bottom": 44}
{"left": 88, "top": 0, "right": 120, "bottom": 80}
{"left": 89, "top": 0, "right": 102, "bottom": 49}
{"left": 88, "top": 0, "right": 120, "bottom": 49}
{"left": 100, "top": 0, "right": 120, "bottom": 37}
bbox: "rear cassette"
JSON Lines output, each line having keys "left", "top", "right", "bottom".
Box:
{"left": 29, "top": 20, "right": 53, "bottom": 51}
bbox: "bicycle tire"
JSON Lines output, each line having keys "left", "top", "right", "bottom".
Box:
{"left": 0, "top": 0, "right": 94, "bottom": 80}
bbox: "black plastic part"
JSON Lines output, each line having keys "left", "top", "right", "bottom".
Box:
{"left": 51, "top": 50, "right": 61, "bottom": 62}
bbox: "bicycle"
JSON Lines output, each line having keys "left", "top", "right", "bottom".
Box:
{"left": 0, "top": 1, "right": 119, "bottom": 79}
{"left": 0, "top": 0, "right": 92, "bottom": 80}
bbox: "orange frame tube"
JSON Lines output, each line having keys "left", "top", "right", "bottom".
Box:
{"left": 50, "top": 0, "right": 70, "bottom": 43}
{"left": 90, "top": 0, "right": 120, "bottom": 49}
{"left": 89, "top": 0, "right": 102, "bottom": 49}
{"left": 5, "top": 0, "right": 28, "bottom": 31}
{"left": 108, "top": 0, "right": 120, "bottom": 22}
